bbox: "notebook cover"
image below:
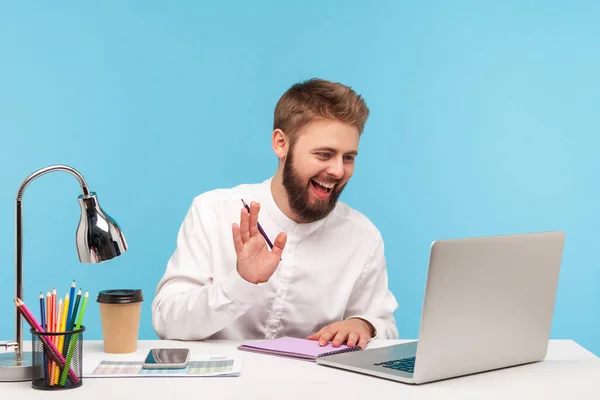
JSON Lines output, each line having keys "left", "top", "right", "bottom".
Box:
{"left": 238, "top": 336, "right": 361, "bottom": 361}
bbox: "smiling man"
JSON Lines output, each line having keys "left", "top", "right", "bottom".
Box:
{"left": 152, "top": 78, "right": 399, "bottom": 349}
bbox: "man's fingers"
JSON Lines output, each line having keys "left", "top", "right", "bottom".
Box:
{"left": 308, "top": 326, "right": 326, "bottom": 341}
{"left": 248, "top": 202, "right": 260, "bottom": 237}
{"left": 357, "top": 333, "right": 369, "bottom": 350}
{"left": 271, "top": 232, "right": 287, "bottom": 257}
{"left": 240, "top": 207, "right": 250, "bottom": 243}
{"left": 347, "top": 332, "right": 359, "bottom": 347}
{"left": 232, "top": 223, "right": 244, "bottom": 253}
{"left": 331, "top": 330, "right": 349, "bottom": 347}
{"left": 318, "top": 328, "right": 336, "bottom": 346}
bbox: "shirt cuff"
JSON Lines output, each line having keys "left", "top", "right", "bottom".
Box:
{"left": 346, "top": 315, "right": 379, "bottom": 340}
{"left": 221, "top": 269, "right": 260, "bottom": 304}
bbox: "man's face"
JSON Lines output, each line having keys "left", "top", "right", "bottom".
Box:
{"left": 282, "top": 119, "right": 360, "bottom": 223}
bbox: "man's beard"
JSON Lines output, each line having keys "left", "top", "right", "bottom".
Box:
{"left": 281, "top": 150, "right": 346, "bottom": 223}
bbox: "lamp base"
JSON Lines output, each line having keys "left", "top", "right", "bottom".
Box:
{"left": 0, "top": 351, "right": 32, "bottom": 382}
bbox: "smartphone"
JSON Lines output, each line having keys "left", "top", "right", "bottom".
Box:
{"left": 142, "top": 348, "right": 190, "bottom": 369}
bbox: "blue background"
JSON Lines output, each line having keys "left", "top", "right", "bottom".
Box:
{"left": 1, "top": 1, "right": 598, "bottom": 356}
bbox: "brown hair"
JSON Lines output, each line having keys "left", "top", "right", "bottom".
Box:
{"left": 273, "top": 78, "right": 370, "bottom": 144}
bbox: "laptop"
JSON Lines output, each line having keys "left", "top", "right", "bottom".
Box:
{"left": 316, "top": 231, "right": 566, "bottom": 384}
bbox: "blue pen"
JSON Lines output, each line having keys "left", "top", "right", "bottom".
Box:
{"left": 39, "top": 293, "right": 48, "bottom": 385}
{"left": 39, "top": 292, "right": 46, "bottom": 331}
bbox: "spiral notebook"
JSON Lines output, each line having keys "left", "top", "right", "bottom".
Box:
{"left": 237, "top": 336, "right": 362, "bottom": 362}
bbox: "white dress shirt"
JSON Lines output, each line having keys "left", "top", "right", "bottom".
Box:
{"left": 152, "top": 178, "right": 399, "bottom": 341}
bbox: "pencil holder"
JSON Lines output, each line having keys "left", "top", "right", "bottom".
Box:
{"left": 30, "top": 326, "right": 85, "bottom": 390}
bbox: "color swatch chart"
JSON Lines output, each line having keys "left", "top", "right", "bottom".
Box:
{"left": 84, "top": 356, "right": 242, "bottom": 378}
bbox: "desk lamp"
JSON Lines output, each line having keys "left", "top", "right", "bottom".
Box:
{"left": 0, "top": 165, "right": 128, "bottom": 381}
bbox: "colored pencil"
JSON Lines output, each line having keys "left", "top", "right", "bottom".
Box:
{"left": 45, "top": 291, "right": 51, "bottom": 382}
{"left": 62, "top": 289, "right": 81, "bottom": 357}
{"left": 39, "top": 293, "right": 46, "bottom": 331}
{"left": 63, "top": 293, "right": 70, "bottom": 332}
{"left": 50, "top": 289, "right": 57, "bottom": 383}
{"left": 46, "top": 292, "right": 51, "bottom": 337}
{"left": 51, "top": 288, "right": 56, "bottom": 333}
{"left": 39, "top": 293, "right": 48, "bottom": 385}
{"left": 14, "top": 298, "right": 79, "bottom": 384}
{"left": 52, "top": 298, "right": 63, "bottom": 385}
{"left": 59, "top": 291, "right": 88, "bottom": 386}
{"left": 61, "top": 293, "right": 69, "bottom": 358}
{"left": 48, "top": 292, "right": 52, "bottom": 334}
{"left": 69, "top": 289, "right": 82, "bottom": 331}
{"left": 66, "top": 280, "right": 76, "bottom": 329}
{"left": 241, "top": 199, "right": 274, "bottom": 249}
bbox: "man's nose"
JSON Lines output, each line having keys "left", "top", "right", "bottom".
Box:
{"left": 326, "top": 158, "right": 344, "bottom": 179}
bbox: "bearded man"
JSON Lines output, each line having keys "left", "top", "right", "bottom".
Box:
{"left": 152, "top": 78, "right": 399, "bottom": 350}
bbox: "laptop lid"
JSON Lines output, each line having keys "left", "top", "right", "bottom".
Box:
{"left": 412, "top": 231, "right": 565, "bottom": 384}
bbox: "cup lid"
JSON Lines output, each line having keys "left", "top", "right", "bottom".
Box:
{"left": 97, "top": 289, "right": 143, "bottom": 304}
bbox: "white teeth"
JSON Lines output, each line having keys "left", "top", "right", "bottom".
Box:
{"left": 312, "top": 179, "right": 335, "bottom": 189}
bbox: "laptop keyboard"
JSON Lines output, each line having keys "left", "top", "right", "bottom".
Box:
{"left": 374, "top": 356, "right": 415, "bottom": 373}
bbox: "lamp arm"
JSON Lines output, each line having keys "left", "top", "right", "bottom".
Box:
{"left": 17, "top": 164, "right": 91, "bottom": 201}
{"left": 12, "top": 165, "right": 91, "bottom": 361}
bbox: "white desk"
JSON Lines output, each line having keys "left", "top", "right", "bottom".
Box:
{"left": 1, "top": 339, "right": 599, "bottom": 399}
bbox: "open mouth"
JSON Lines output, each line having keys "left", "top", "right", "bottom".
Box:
{"left": 310, "top": 179, "right": 335, "bottom": 199}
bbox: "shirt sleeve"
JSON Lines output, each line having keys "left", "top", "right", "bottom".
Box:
{"left": 344, "top": 232, "right": 399, "bottom": 340}
{"left": 151, "top": 197, "right": 261, "bottom": 340}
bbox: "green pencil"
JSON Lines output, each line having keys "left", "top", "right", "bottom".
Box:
{"left": 59, "top": 291, "right": 88, "bottom": 386}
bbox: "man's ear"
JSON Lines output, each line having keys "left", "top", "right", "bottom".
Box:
{"left": 272, "top": 129, "right": 288, "bottom": 160}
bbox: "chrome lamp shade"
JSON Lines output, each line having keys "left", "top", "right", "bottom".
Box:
{"left": 76, "top": 193, "right": 127, "bottom": 264}
{"left": 0, "top": 165, "right": 127, "bottom": 382}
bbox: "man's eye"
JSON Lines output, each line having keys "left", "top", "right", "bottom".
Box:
{"left": 317, "top": 153, "right": 330, "bottom": 158}
{"left": 343, "top": 155, "right": 355, "bottom": 162}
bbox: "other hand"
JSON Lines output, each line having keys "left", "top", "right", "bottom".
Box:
{"left": 307, "top": 318, "right": 375, "bottom": 349}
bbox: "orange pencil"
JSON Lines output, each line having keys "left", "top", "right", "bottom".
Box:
{"left": 51, "top": 289, "right": 56, "bottom": 333}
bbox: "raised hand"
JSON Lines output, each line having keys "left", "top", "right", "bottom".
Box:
{"left": 232, "top": 201, "right": 287, "bottom": 284}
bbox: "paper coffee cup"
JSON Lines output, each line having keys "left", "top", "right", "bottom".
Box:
{"left": 97, "top": 289, "right": 143, "bottom": 354}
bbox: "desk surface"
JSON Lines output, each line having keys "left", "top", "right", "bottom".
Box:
{"left": 1, "top": 339, "right": 599, "bottom": 399}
